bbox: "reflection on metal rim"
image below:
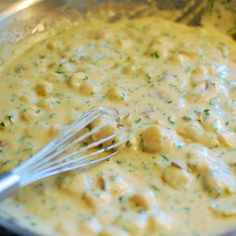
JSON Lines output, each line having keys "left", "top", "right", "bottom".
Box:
{"left": 0, "top": 0, "right": 43, "bottom": 22}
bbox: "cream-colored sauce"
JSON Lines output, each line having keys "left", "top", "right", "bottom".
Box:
{"left": 0, "top": 16, "right": 236, "bottom": 236}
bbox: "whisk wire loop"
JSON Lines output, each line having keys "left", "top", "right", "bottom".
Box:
{"left": 12, "top": 107, "right": 129, "bottom": 187}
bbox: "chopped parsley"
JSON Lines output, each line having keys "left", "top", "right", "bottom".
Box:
{"left": 0, "top": 121, "right": 6, "bottom": 127}
{"left": 161, "top": 155, "right": 169, "bottom": 162}
{"left": 55, "top": 68, "right": 64, "bottom": 74}
{"left": 150, "top": 184, "right": 160, "bottom": 192}
{"left": 125, "top": 140, "right": 132, "bottom": 148}
{"left": 14, "top": 65, "right": 24, "bottom": 74}
{"left": 168, "top": 116, "right": 175, "bottom": 124}
{"left": 135, "top": 118, "right": 142, "bottom": 124}
{"left": 35, "top": 182, "right": 44, "bottom": 189}
{"left": 118, "top": 196, "right": 124, "bottom": 203}
{"left": 82, "top": 76, "right": 89, "bottom": 81}
{"left": 182, "top": 116, "right": 191, "bottom": 122}
{"left": 150, "top": 51, "right": 160, "bottom": 59}
{"left": 7, "top": 115, "right": 14, "bottom": 123}
{"left": 204, "top": 109, "right": 210, "bottom": 116}
{"left": 116, "top": 160, "right": 123, "bottom": 165}
{"left": 0, "top": 160, "right": 10, "bottom": 166}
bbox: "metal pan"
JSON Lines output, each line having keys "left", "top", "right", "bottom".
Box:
{"left": 0, "top": 1, "right": 235, "bottom": 235}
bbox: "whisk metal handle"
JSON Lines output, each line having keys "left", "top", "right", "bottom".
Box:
{"left": 0, "top": 172, "right": 20, "bottom": 200}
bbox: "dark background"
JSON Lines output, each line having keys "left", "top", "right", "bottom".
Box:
{"left": 0, "top": 226, "right": 18, "bottom": 236}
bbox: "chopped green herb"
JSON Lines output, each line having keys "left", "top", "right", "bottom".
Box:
{"left": 35, "top": 182, "right": 44, "bottom": 189}
{"left": 150, "top": 51, "right": 160, "bottom": 59}
{"left": 82, "top": 76, "right": 89, "bottom": 81}
{"left": 49, "top": 113, "right": 55, "bottom": 119}
{"left": 150, "top": 184, "right": 160, "bottom": 191}
{"left": 146, "top": 74, "right": 152, "bottom": 80}
{"left": 182, "top": 116, "right": 191, "bottom": 122}
{"left": 140, "top": 137, "right": 144, "bottom": 149}
{"left": 55, "top": 68, "right": 64, "bottom": 74}
{"left": 204, "top": 109, "right": 210, "bottom": 116}
{"left": 7, "top": 115, "right": 14, "bottom": 123}
{"left": 116, "top": 160, "right": 122, "bottom": 165}
{"left": 0, "top": 160, "right": 10, "bottom": 166}
{"left": 51, "top": 206, "right": 56, "bottom": 211}
{"left": 14, "top": 65, "right": 24, "bottom": 74}
{"left": 168, "top": 116, "right": 175, "bottom": 124}
{"left": 135, "top": 118, "right": 142, "bottom": 124}
{"left": 168, "top": 101, "right": 173, "bottom": 104}
{"left": 225, "top": 121, "right": 229, "bottom": 126}
{"left": 125, "top": 140, "right": 131, "bottom": 148}
{"left": 0, "top": 121, "right": 6, "bottom": 127}
{"left": 55, "top": 175, "right": 64, "bottom": 188}
{"left": 161, "top": 155, "right": 169, "bottom": 162}
{"left": 118, "top": 196, "right": 124, "bottom": 203}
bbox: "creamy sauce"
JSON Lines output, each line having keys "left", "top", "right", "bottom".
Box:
{"left": 0, "top": 16, "right": 236, "bottom": 236}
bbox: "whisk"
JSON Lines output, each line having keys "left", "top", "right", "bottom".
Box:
{"left": 0, "top": 107, "right": 129, "bottom": 200}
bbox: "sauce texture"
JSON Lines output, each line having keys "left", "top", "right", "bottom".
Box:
{"left": 0, "top": 17, "right": 236, "bottom": 236}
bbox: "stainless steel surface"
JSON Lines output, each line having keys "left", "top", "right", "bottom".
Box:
{"left": 0, "top": 1, "right": 235, "bottom": 236}
{"left": 0, "top": 172, "right": 20, "bottom": 200}
{"left": 0, "top": 0, "right": 43, "bottom": 22}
